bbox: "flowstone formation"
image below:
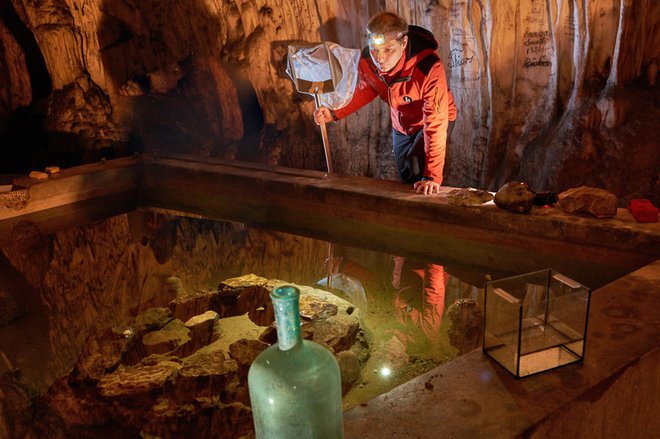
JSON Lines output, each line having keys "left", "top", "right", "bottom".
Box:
{"left": 0, "top": 1, "right": 657, "bottom": 203}
{"left": 32, "top": 275, "right": 367, "bottom": 438}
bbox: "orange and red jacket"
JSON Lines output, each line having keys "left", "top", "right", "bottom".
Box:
{"left": 332, "top": 26, "right": 456, "bottom": 183}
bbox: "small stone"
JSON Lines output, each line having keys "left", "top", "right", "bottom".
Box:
{"left": 28, "top": 171, "right": 48, "bottom": 180}
{"left": 494, "top": 181, "right": 534, "bottom": 213}
{"left": 558, "top": 186, "right": 618, "bottom": 218}
{"left": 45, "top": 166, "right": 60, "bottom": 174}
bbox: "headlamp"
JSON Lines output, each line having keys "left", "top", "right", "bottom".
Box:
{"left": 368, "top": 31, "right": 405, "bottom": 47}
{"left": 369, "top": 33, "right": 386, "bottom": 46}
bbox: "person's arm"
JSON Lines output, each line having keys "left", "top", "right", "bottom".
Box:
{"left": 413, "top": 61, "right": 450, "bottom": 193}
{"left": 313, "top": 57, "right": 380, "bottom": 124}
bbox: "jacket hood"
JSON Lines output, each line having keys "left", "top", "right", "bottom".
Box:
{"left": 406, "top": 25, "right": 438, "bottom": 59}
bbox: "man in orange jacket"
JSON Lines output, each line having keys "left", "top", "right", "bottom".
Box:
{"left": 314, "top": 11, "right": 457, "bottom": 195}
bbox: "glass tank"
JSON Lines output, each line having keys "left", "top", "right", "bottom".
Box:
{"left": 483, "top": 269, "right": 591, "bottom": 378}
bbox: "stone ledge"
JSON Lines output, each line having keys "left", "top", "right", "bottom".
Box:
{"left": 141, "top": 154, "right": 660, "bottom": 287}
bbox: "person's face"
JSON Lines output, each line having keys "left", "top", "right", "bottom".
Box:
{"left": 369, "top": 35, "right": 407, "bottom": 72}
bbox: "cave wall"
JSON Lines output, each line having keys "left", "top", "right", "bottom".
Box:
{"left": 0, "top": 0, "right": 658, "bottom": 199}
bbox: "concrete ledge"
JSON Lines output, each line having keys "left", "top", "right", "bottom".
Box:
{"left": 0, "top": 157, "right": 141, "bottom": 246}
{"left": 343, "top": 260, "right": 660, "bottom": 438}
{"left": 140, "top": 154, "right": 660, "bottom": 287}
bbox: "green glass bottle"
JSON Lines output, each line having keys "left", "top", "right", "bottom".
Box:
{"left": 248, "top": 285, "right": 344, "bottom": 439}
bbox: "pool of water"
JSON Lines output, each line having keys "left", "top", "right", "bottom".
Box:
{"left": 308, "top": 245, "right": 488, "bottom": 409}
{"left": 0, "top": 213, "right": 605, "bottom": 419}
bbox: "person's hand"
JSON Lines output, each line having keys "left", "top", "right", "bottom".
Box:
{"left": 313, "top": 107, "right": 333, "bottom": 125}
{"left": 413, "top": 179, "right": 441, "bottom": 195}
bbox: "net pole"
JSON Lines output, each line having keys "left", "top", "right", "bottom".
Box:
{"left": 313, "top": 91, "right": 333, "bottom": 174}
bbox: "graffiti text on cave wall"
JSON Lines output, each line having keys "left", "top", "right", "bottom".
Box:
{"left": 448, "top": 4, "right": 480, "bottom": 85}
{"left": 523, "top": 30, "right": 552, "bottom": 69}
{"left": 449, "top": 44, "right": 474, "bottom": 68}
{"left": 522, "top": 3, "right": 554, "bottom": 70}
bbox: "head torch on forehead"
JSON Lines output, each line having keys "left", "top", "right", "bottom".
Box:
{"left": 368, "top": 31, "right": 404, "bottom": 47}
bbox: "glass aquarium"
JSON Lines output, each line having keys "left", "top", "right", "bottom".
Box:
{"left": 483, "top": 269, "right": 591, "bottom": 378}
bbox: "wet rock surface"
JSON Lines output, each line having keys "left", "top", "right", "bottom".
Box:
{"left": 25, "top": 274, "right": 367, "bottom": 437}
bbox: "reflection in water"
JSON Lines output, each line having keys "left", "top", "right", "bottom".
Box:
{"left": 315, "top": 246, "right": 487, "bottom": 408}
{"left": 391, "top": 256, "right": 446, "bottom": 357}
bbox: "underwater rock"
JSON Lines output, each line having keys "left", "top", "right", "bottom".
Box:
{"left": 174, "top": 343, "right": 238, "bottom": 403}
{"left": 35, "top": 275, "right": 367, "bottom": 437}
{"left": 228, "top": 338, "right": 269, "bottom": 375}
{"left": 0, "top": 366, "right": 33, "bottom": 438}
{"left": 558, "top": 186, "right": 618, "bottom": 218}
{"left": 69, "top": 326, "right": 136, "bottom": 384}
{"left": 336, "top": 350, "right": 361, "bottom": 395}
{"left": 141, "top": 319, "right": 191, "bottom": 357}
{"left": 494, "top": 181, "right": 534, "bottom": 213}
{"left": 447, "top": 299, "right": 483, "bottom": 356}
{"left": 165, "top": 276, "right": 188, "bottom": 298}
{"left": 97, "top": 360, "right": 182, "bottom": 400}
{"left": 140, "top": 400, "right": 253, "bottom": 439}
{"left": 185, "top": 311, "right": 219, "bottom": 352}
{"left": 133, "top": 307, "right": 173, "bottom": 333}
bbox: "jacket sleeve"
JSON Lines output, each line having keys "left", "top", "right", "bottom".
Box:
{"left": 331, "top": 58, "right": 379, "bottom": 120}
{"left": 420, "top": 61, "right": 450, "bottom": 183}
{"left": 447, "top": 89, "right": 457, "bottom": 122}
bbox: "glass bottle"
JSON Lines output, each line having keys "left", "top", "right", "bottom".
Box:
{"left": 248, "top": 285, "right": 344, "bottom": 439}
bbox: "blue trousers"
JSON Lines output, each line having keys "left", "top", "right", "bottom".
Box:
{"left": 392, "top": 121, "right": 454, "bottom": 183}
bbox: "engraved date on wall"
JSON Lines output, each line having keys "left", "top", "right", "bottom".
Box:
{"left": 522, "top": 2, "right": 553, "bottom": 70}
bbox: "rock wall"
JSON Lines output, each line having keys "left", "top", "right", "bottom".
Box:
{"left": 0, "top": 0, "right": 658, "bottom": 200}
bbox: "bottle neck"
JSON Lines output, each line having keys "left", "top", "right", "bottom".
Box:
{"left": 271, "top": 286, "right": 303, "bottom": 351}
